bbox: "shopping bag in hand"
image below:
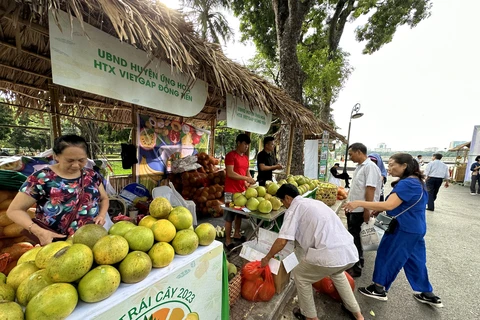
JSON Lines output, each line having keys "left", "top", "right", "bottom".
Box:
{"left": 241, "top": 261, "right": 275, "bottom": 302}
{"left": 360, "top": 217, "right": 382, "bottom": 251}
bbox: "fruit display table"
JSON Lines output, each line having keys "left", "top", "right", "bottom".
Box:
{"left": 69, "top": 241, "right": 228, "bottom": 320}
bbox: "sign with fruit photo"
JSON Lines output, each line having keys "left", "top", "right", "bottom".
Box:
{"left": 137, "top": 114, "right": 210, "bottom": 190}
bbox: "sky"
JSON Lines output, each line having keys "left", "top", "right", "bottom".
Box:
{"left": 160, "top": 0, "right": 478, "bottom": 151}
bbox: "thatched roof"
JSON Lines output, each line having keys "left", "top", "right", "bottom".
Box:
{"left": 448, "top": 141, "right": 470, "bottom": 152}
{"left": 0, "top": 0, "right": 344, "bottom": 140}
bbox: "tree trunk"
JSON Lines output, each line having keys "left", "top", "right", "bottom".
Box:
{"left": 272, "top": 0, "right": 313, "bottom": 175}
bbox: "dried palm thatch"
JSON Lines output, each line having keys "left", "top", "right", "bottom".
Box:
{"left": 0, "top": 0, "right": 344, "bottom": 140}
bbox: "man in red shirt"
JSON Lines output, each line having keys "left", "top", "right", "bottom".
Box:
{"left": 224, "top": 134, "right": 256, "bottom": 250}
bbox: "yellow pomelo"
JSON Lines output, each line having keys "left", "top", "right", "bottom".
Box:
{"left": 72, "top": 224, "right": 108, "bottom": 249}
{"left": 25, "top": 283, "right": 78, "bottom": 320}
{"left": 0, "top": 283, "right": 15, "bottom": 302}
{"left": 0, "top": 301, "right": 23, "bottom": 320}
{"left": 171, "top": 230, "right": 199, "bottom": 255}
{"left": 17, "top": 246, "right": 42, "bottom": 265}
{"left": 93, "top": 235, "right": 129, "bottom": 265}
{"left": 6, "top": 261, "right": 39, "bottom": 292}
{"left": 78, "top": 265, "right": 121, "bottom": 303}
{"left": 35, "top": 241, "right": 71, "bottom": 269}
{"left": 16, "top": 269, "right": 53, "bottom": 306}
{"left": 149, "top": 197, "right": 172, "bottom": 219}
{"left": 46, "top": 244, "right": 93, "bottom": 283}
{"left": 168, "top": 206, "right": 193, "bottom": 230}
{"left": 118, "top": 251, "right": 152, "bottom": 284}
{"left": 138, "top": 215, "right": 158, "bottom": 228}
{"left": 151, "top": 219, "right": 176, "bottom": 242}
{"left": 108, "top": 220, "right": 136, "bottom": 236}
{"left": 148, "top": 242, "right": 175, "bottom": 268}
{"left": 123, "top": 226, "right": 155, "bottom": 252}
{"left": 195, "top": 223, "right": 216, "bottom": 246}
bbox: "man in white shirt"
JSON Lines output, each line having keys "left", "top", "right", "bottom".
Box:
{"left": 424, "top": 153, "right": 450, "bottom": 211}
{"left": 346, "top": 143, "right": 382, "bottom": 277}
{"left": 260, "top": 184, "right": 364, "bottom": 320}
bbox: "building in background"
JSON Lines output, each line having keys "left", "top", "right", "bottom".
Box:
{"left": 374, "top": 142, "right": 391, "bottom": 152}
{"left": 425, "top": 147, "right": 439, "bottom": 153}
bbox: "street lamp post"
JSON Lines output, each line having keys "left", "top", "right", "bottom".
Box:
{"left": 343, "top": 103, "right": 364, "bottom": 186}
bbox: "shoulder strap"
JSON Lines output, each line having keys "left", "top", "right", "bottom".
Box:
{"left": 392, "top": 191, "right": 423, "bottom": 219}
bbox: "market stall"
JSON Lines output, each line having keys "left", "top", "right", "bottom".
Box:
{"left": 0, "top": 1, "right": 346, "bottom": 319}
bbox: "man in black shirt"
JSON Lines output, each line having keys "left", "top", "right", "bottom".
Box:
{"left": 257, "top": 136, "right": 282, "bottom": 186}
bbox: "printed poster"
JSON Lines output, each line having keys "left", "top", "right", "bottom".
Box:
{"left": 137, "top": 114, "right": 210, "bottom": 190}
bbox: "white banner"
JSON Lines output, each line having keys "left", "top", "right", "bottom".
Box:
{"left": 48, "top": 11, "right": 208, "bottom": 117}
{"left": 304, "top": 139, "right": 319, "bottom": 179}
{"left": 226, "top": 94, "right": 272, "bottom": 134}
{"left": 70, "top": 242, "right": 224, "bottom": 320}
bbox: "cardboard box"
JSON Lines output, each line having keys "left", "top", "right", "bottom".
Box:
{"left": 240, "top": 228, "right": 299, "bottom": 294}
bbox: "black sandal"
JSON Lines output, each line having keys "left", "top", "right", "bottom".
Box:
{"left": 225, "top": 243, "right": 236, "bottom": 251}
{"left": 233, "top": 235, "right": 247, "bottom": 243}
{"left": 292, "top": 307, "right": 306, "bottom": 320}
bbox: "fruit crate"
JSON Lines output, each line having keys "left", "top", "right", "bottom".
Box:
{"left": 229, "top": 272, "right": 242, "bottom": 306}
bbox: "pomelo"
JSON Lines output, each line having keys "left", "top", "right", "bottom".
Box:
{"left": 46, "top": 244, "right": 93, "bottom": 283}
{"left": 16, "top": 269, "right": 53, "bottom": 306}
{"left": 246, "top": 198, "right": 260, "bottom": 211}
{"left": 256, "top": 197, "right": 265, "bottom": 203}
{"left": 194, "top": 223, "right": 216, "bottom": 246}
{"left": 233, "top": 195, "right": 247, "bottom": 207}
{"left": 0, "top": 272, "right": 6, "bottom": 284}
{"left": 0, "top": 301, "right": 23, "bottom": 320}
{"left": 118, "top": 251, "right": 152, "bottom": 283}
{"left": 149, "top": 197, "right": 172, "bottom": 219}
{"left": 35, "top": 241, "right": 71, "bottom": 269}
{"left": 270, "top": 197, "right": 282, "bottom": 211}
{"left": 151, "top": 219, "right": 177, "bottom": 242}
{"left": 108, "top": 220, "right": 136, "bottom": 236}
{"left": 258, "top": 200, "right": 273, "bottom": 214}
{"left": 171, "top": 230, "right": 199, "bottom": 255}
{"left": 78, "top": 265, "right": 121, "bottom": 302}
{"left": 0, "top": 283, "right": 15, "bottom": 301}
{"left": 138, "top": 215, "right": 158, "bottom": 228}
{"left": 245, "top": 187, "right": 258, "bottom": 199}
{"left": 256, "top": 186, "right": 266, "bottom": 197}
{"left": 25, "top": 283, "right": 78, "bottom": 320}
{"left": 72, "top": 224, "right": 108, "bottom": 249}
{"left": 233, "top": 192, "right": 243, "bottom": 200}
{"left": 6, "top": 261, "right": 39, "bottom": 292}
{"left": 267, "top": 183, "right": 279, "bottom": 195}
{"left": 123, "top": 226, "right": 155, "bottom": 252}
{"left": 93, "top": 235, "right": 129, "bottom": 265}
{"left": 168, "top": 207, "right": 193, "bottom": 231}
{"left": 264, "top": 193, "right": 272, "bottom": 201}
{"left": 17, "top": 246, "right": 42, "bottom": 265}
{"left": 148, "top": 242, "right": 175, "bottom": 268}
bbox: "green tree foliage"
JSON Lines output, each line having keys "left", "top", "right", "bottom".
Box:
{"left": 232, "top": 0, "right": 432, "bottom": 174}
{"left": 180, "top": 0, "right": 234, "bottom": 44}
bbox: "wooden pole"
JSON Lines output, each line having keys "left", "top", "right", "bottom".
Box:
{"left": 48, "top": 85, "right": 61, "bottom": 147}
{"left": 209, "top": 118, "right": 216, "bottom": 156}
{"left": 131, "top": 106, "right": 138, "bottom": 181}
{"left": 286, "top": 125, "right": 295, "bottom": 176}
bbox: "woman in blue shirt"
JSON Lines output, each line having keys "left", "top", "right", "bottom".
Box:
{"left": 344, "top": 153, "right": 443, "bottom": 308}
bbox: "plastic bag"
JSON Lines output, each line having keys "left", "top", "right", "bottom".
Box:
{"left": 312, "top": 271, "right": 355, "bottom": 301}
{"left": 360, "top": 217, "right": 381, "bottom": 251}
{"left": 241, "top": 261, "right": 276, "bottom": 302}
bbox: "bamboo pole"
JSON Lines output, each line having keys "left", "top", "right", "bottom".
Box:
{"left": 48, "top": 85, "right": 61, "bottom": 146}
{"left": 209, "top": 118, "right": 216, "bottom": 156}
{"left": 286, "top": 125, "right": 295, "bottom": 176}
{"left": 131, "top": 105, "right": 138, "bottom": 180}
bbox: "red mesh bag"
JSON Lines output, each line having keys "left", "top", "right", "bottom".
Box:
{"left": 312, "top": 271, "right": 355, "bottom": 301}
{"left": 241, "top": 261, "right": 276, "bottom": 302}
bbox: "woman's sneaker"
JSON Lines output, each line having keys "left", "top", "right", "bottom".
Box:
{"left": 413, "top": 293, "right": 444, "bottom": 308}
{"left": 358, "top": 284, "right": 388, "bottom": 301}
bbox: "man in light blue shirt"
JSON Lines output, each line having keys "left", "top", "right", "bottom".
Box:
{"left": 424, "top": 153, "right": 450, "bottom": 211}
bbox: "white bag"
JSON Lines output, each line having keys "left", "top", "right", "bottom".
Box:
{"left": 360, "top": 218, "right": 384, "bottom": 251}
